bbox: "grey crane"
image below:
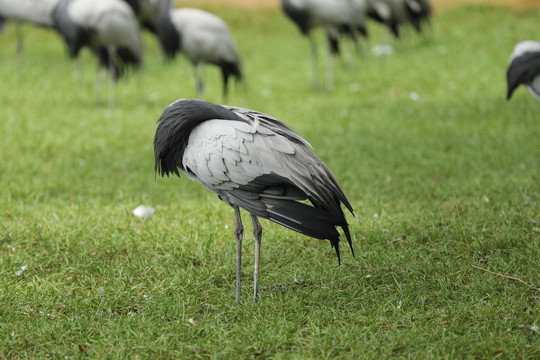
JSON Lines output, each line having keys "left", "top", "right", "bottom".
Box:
{"left": 155, "top": 0, "right": 243, "bottom": 100}
{"left": 52, "top": 0, "right": 143, "bottom": 106}
{"left": 0, "top": 0, "right": 59, "bottom": 61}
{"left": 366, "top": 0, "right": 407, "bottom": 38}
{"left": 506, "top": 40, "right": 540, "bottom": 101}
{"left": 403, "top": 0, "right": 432, "bottom": 35}
{"left": 154, "top": 99, "right": 354, "bottom": 304}
{"left": 282, "top": 0, "right": 368, "bottom": 90}
{"left": 122, "top": 0, "right": 159, "bottom": 34}
{"left": 366, "top": 0, "right": 431, "bottom": 39}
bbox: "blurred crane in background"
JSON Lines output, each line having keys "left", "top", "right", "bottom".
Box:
{"left": 506, "top": 40, "right": 540, "bottom": 101}
{"left": 0, "top": 0, "right": 59, "bottom": 62}
{"left": 52, "top": 0, "right": 143, "bottom": 106}
{"left": 122, "top": 0, "right": 159, "bottom": 34}
{"left": 403, "top": 0, "right": 432, "bottom": 35}
{"left": 282, "top": 0, "right": 368, "bottom": 90}
{"left": 156, "top": 0, "right": 243, "bottom": 100}
{"left": 366, "top": 0, "right": 432, "bottom": 39}
{"left": 154, "top": 99, "right": 355, "bottom": 304}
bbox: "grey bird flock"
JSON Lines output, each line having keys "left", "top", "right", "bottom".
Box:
{"left": 0, "top": 0, "right": 243, "bottom": 103}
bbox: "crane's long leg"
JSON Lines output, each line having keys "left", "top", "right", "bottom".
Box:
{"left": 16, "top": 21, "right": 23, "bottom": 69}
{"left": 326, "top": 40, "right": 334, "bottom": 91}
{"left": 96, "top": 66, "right": 105, "bottom": 106}
{"left": 251, "top": 215, "right": 262, "bottom": 302}
{"left": 108, "top": 48, "right": 116, "bottom": 108}
{"left": 233, "top": 206, "right": 243, "bottom": 304}
{"left": 192, "top": 63, "right": 205, "bottom": 100}
{"left": 351, "top": 29, "right": 364, "bottom": 59}
{"left": 309, "top": 34, "right": 319, "bottom": 89}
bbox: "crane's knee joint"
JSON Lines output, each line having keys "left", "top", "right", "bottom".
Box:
{"left": 234, "top": 226, "right": 244, "bottom": 239}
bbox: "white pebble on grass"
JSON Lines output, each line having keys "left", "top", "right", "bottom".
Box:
{"left": 133, "top": 205, "right": 155, "bottom": 218}
{"left": 409, "top": 92, "right": 421, "bottom": 102}
{"left": 14, "top": 265, "right": 27, "bottom": 276}
{"left": 372, "top": 44, "right": 394, "bottom": 57}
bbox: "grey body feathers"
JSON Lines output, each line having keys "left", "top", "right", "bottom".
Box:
{"left": 154, "top": 99, "right": 354, "bottom": 263}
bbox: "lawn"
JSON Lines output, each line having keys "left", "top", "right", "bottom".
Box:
{"left": 0, "top": 4, "right": 539, "bottom": 358}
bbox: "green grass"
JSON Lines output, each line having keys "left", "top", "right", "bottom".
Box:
{"left": 1, "top": 4, "right": 539, "bottom": 358}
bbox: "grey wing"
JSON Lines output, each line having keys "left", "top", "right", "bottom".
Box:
{"left": 222, "top": 105, "right": 312, "bottom": 148}
{"left": 182, "top": 118, "right": 353, "bottom": 246}
{"left": 224, "top": 105, "right": 353, "bottom": 214}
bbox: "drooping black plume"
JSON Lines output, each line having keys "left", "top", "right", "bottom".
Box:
{"left": 154, "top": 99, "right": 245, "bottom": 177}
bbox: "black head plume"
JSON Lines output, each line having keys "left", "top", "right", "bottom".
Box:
{"left": 153, "top": 99, "right": 243, "bottom": 177}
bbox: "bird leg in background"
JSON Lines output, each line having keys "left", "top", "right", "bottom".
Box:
{"left": 96, "top": 66, "right": 105, "bottom": 106}
{"left": 108, "top": 48, "right": 117, "bottom": 107}
{"left": 326, "top": 40, "right": 334, "bottom": 91}
{"left": 348, "top": 24, "right": 365, "bottom": 64}
{"left": 192, "top": 63, "right": 205, "bottom": 100}
{"left": 309, "top": 35, "right": 320, "bottom": 89}
{"left": 16, "top": 21, "right": 23, "bottom": 69}
{"left": 109, "top": 74, "right": 116, "bottom": 108}
{"left": 233, "top": 205, "right": 243, "bottom": 304}
{"left": 251, "top": 215, "right": 262, "bottom": 302}
{"left": 74, "top": 58, "right": 83, "bottom": 83}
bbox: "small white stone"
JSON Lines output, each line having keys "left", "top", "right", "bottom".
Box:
{"left": 133, "top": 205, "right": 155, "bottom": 218}
{"left": 372, "top": 44, "right": 394, "bottom": 57}
{"left": 409, "top": 92, "right": 421, "bottom": 101}
{"left": 14, "top": 265, "right": 27, "bottom": 276}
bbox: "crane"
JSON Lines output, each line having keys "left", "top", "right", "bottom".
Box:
{"left": 52, "top": 0, "right": 143, "bottom": 106}
{"left": 506, "top": 40, "right": 540, "bottom": 101}
{"left": 366, "top": 0, "right": 432, "bottom": 39}
{"left": 403, "top": 0, "right": 432, "bottom": 35}
{"left": 154, "top": 99, "right": 355, "bottom": 304}
{"left": 366, "top": 0, "right": 406, "bottom": 38}
{"left": 282, "top": 0, "right": 368, "bottom": 90}
{"left": 122, "top": 0, "right": 159, "bottom": 34}
{"left": 156, "top": 0, "right": 243, "bottom": 100}
{"left": 0, "top": 0, "right": 59, "bottom": 61}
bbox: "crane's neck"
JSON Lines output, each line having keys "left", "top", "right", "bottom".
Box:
{"left": 154, "top": 100, "right": 245, "bottom": 177}
{"left": 156, "top": 0, "right": 181, "bottom": 58}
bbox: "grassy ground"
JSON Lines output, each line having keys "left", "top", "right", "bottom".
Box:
{"left": 1, "top": 4, "right": 539, "bottom": 359}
